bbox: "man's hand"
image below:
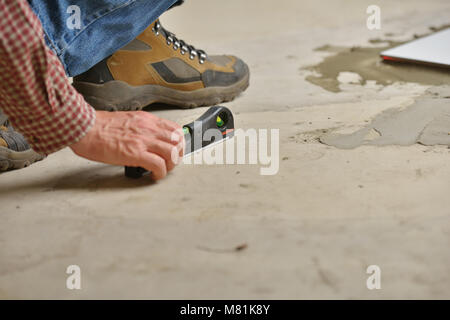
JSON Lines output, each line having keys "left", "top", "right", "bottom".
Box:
{"left": 70, "top": 111, "right": 184, "bottom": 180}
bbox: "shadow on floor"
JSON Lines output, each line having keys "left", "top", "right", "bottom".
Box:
{"left": 143, "top": 102, "right": 182, "bottom": 112}
{"left": 0, "top": 164, "right": 157, "bottom": 196}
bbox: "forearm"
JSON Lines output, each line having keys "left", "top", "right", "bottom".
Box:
{"left": 0, "top": 0, "right": 95, "bottom": 155}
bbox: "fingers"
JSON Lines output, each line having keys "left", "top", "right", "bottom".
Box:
{"left": 139, "top": 111, "right": 181, "bottom": 133}
{"left": 139, "top": 115, "right": 183, "bottom": 146}
{"left": 154, "top": 128, "right": 184, "bottom": 146}
{"left": 146, "top": 139, "right": 182, "bottom": 172}
{"left": 157, "top": 117, "right": 182, "bottom": 133}
{"left": 129, "top": 112, "right": 185, "bottom": 180}
{"left": 139, "top": 152, "right": 167, "bottom": 180}
{"left": 73, "top": 110, "right": 184, "bottom": 181}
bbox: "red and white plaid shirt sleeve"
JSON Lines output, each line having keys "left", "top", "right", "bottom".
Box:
{"left": 0, "top": 0, "right": 96, "bottom": 155}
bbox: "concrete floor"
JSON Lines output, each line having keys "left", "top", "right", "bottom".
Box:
{"left": 1, "top": 0, "right": 450, "bottom": 299}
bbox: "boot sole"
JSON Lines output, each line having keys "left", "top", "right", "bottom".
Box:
{"left": 73, "top": 72, "right": 250, "bottom": 111}
{"left": 0, "top": 147, "right": 45, "bottom": 172}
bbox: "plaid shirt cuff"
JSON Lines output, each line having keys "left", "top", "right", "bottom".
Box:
{"left": 0, "top": 0, "right": 96, "bottom": 155}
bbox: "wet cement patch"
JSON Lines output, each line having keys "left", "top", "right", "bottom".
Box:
{"left": 304, "top": 27, "right": 450, "bottom": 93}
{"left": 320, "top": 87, "right": 450, "bottom": 149}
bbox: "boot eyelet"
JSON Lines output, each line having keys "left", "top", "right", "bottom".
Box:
{"left": 189, "top": 50, "right": 198, "bottom": 60}
{"left": 154, "top": 21, "right": 208, "bottom": 64}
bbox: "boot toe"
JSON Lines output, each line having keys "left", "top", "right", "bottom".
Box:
{"left": 202, "top": 55, "right": 249, "bottom": 87}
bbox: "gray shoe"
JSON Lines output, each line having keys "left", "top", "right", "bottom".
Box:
{"left": 0, "top": 118, "right": 45, "bottom": 172}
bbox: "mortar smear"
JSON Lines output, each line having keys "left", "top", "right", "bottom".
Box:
{"left": 320, "top": 87, "right": 450, "bottom": 149}
{"left": 304, "top": 27, "right": 450, "bottom": 93}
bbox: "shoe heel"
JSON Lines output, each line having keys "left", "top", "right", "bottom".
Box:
{"left": 73, "top": 80, "right": 157, "bottom": 111}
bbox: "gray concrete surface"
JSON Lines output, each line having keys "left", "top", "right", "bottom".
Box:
{"left": 1, "top": 0, "right": 450, "bottom": 299}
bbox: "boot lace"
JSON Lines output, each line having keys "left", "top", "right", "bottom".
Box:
{"left": 152, "top": 21, "right": 207, "bottom": 64}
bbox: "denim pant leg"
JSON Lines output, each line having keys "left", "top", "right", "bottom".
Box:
{"left": 28, "top": 0, "right": 178, "bottom": 77}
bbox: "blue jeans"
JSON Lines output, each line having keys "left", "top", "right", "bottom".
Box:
{"left": 28, "top": 0, "right": 179, "bottom": 77}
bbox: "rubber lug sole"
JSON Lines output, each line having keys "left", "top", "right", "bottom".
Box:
{"left": 0, "top": 146, "right": 45, "bottom": 172}
{"left": 73, "top": 72, "right": 250, "bottom": 111}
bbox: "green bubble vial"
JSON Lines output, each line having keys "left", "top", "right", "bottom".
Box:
{"left": 216, "top": 116, "right": 225, "bottom": 127}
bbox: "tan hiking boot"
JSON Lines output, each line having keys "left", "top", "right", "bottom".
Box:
{"left": 73, "top": 20, "right": 250, "bottom": 111}
{"left": 0, "top": 118, "right": 45, "bottom": 172}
